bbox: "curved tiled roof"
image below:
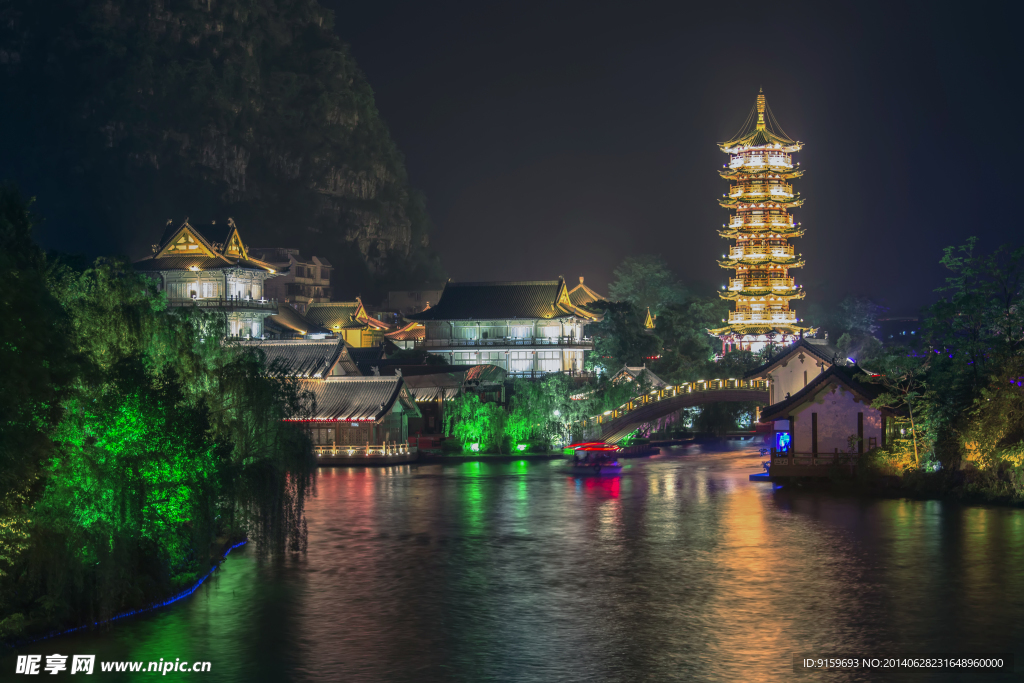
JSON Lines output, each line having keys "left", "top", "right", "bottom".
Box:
{"left": 297, "top": 377, "right": 418, "bottom": 421}
{"left": 385, "top": 320, "right": 425, "bottom": 341}
{"left": 237, "top": 339, "right": 359, "bottom": 378}
{"left": 265, "top": 305, "right": 330, "bottom": 336}
{"left": 406, "top": 278, "right": 602, "bottom": 322}
{"left": 759, "top": 365, "right": 891, "bottom": 422}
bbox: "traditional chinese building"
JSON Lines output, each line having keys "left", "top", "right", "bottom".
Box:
{"left": 709, "top": 90, "right": 813, "bottom": 353}
{"left": 134, "top": 219, "right": 279, "bottom": 338}
{"left": 760, "top": 365, "right": 894, "bottom": 477}
{"left": 304, "top": 298, "right": 391, "bottom": 347}
{"left": 744, "top": 337, "right": 845, "bottom": 405}
{"left": 291, "top": 377, "right": 421, "bottom": 462}
{"left": 403, "top": 278, "right": 602, "bottom": 377}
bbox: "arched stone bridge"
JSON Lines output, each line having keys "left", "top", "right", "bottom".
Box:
{"left": 582, "top": 378, "right": 769, "bottom": 443}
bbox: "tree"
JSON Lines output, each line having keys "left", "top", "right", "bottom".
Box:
{"left": 608, "top": 255, "right": 687, "bottom": 314}
{"left": 586, "top": 300, "right": 661, "bottom": 375}
{"left": 648, "top": 296, "right": 726, "bottom": 383}
{"left": 861, "top": 347, "right": 929, "bottom": 465}
{"left": 445, "top": 393, "right": 506, "bottom": 453}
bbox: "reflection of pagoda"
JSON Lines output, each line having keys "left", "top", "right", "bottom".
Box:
{"left": 709, "top": 90, "right": 814, "bottom": 354}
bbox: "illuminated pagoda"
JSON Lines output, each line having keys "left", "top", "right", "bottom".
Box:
{"left": 709, "top": 90, "right": 814, "bottom": 354}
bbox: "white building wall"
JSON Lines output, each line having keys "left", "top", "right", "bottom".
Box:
{"left": 768, "top": 353, "right": 829, "bottom": 404}
{"left": 787, "top": 383, "right": 883, "bottom": 454}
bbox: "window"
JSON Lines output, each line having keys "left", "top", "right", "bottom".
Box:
{"left": 537, "top": 351, "right": 561, "bottom": 372}
{"left": 251, "top": 321, "right": 261, "bottom": 338}
{"left": 479, "top": 351, "right": 503, "bottom": 367}
{"left": 510, "top": 326, "right": 531, "bottom": 339}
{"left": 540, "top": 326, "right": 560, "bottom": 338}
{"left": 455, "top": 352, "right": 477, "bottom": 365}
{"left": 509, "top": 351, "right": 532, "bottom": 372}
{"left": 201, "top": 282, "right": 217, "bottom": 298}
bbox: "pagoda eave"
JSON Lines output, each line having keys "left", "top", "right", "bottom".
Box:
{"left": 718, "top": 258, "right": 805, "bottom": 268}
{"left": 708, "top": 323, "right": 816, "bottom": 337}
{"left": 718, "top": 198, "right": 804, "bottom": 209}
{"left": 719, "top": 289, "right": 805, "bottom": 301}
{"left": 717, "top": 228, "right": 805, "bottom": 239}
{"left": 719, "top": 168, "right": 804, "bottom": 180}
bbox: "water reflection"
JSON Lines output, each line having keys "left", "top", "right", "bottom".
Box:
{"left": 6, "top": 446, "right": 1024, "bottom": 681}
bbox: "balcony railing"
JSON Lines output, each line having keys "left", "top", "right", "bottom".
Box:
{"left": 728, "top": 245, "right": 796, "bottom": 259}
{"left": 506, "top": 369, "right": 596, "bottom": 380}
{"left": 418, "top": 336, "right": 592, "bottom": 348}
{"left": 728, "top": 311, "right": 797, "bottom": 324}
{"left": 729, "top": 183, "right": 794, "bottom": 198}
{"left": 729, "top": 214, "right": 794, "bottom": 229}
{"left": 166, "top": 296, "right": 279, "bottom": 311}
{"left": 728, "top": 277, "right": 795, "bottom": 291}
{"left": 729, "top": 153, "right": 792, "bottom": 169}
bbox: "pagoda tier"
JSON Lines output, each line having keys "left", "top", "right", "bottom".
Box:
{"left": 708, "top": 90, "right": 814, "bottom": 353}
{"left": 718, "top": 228, "right": 805, "bottom": 239}
{"left": 718, "top": 167, "right": 803, "bottom": 181}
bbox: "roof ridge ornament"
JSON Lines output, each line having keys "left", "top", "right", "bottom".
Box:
{"left": 756, "top": 91, "right": 766, "bottom": 131}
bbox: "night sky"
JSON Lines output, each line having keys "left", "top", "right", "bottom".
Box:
{"left": 325, "top": 0, "right": 1022, "bottom": 315}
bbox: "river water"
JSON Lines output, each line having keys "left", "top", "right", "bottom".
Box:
{"left": 7, "top": 441, "right": 1024, "bottom": 681}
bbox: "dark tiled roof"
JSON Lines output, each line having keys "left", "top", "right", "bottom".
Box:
{"left": 406, "top": 280, "right": 566, "bottom": 321}
{"left": 305, "top": 302, "right": 363, "bottom": 329}
{"left": 759, "top": 365, "right": 889, "bottom": 422}
{"left": 298, "top": 377, "right": 416, "bottom": 421}
{"left": 374, "top": 364, "right": 507, "bottom": 401}
{"left": 265, "top": 305, "right": 330, "bottom": 336}
{"left": 744, "top": 338, "right": 844, "bottom": 379}
{"left": 238, "top": 339, "right": 357, "bottom": 378}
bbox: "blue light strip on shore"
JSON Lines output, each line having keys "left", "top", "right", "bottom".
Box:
{"left": 21, "top": 540, "right": 248, "bottom": 645}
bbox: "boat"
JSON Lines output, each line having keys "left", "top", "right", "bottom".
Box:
{"left": 564, "top": 441, "right": 623, "bottom": 476}
{"left": 566, "top": 462, "right": 623, "bottom": 476}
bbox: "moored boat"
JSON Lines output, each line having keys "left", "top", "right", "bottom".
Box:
{"left": 564, "top": 441, "right": 623, "bottom": 476}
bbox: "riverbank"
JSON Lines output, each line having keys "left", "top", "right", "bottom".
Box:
{"left": 417, "top": 452, "right": 565, "bottom": 464}
{"left": 774, "top": 468, "right": 1024, "bottom": 509}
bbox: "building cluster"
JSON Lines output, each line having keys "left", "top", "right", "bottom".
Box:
{"left": 132, "top": 91, "right": 893, "bottom": 471}
{"left": 133, "top": 220, "right": 608, "bottom": 461}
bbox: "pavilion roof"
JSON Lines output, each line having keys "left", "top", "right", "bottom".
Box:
{"left": 263, "top": 305, "right": 330, "bottom": 337}
{"left": 406, "top": 278, "right": 602, "bottom": 322}
{"left": 237, "top": 338, "right": 359, "bottom": 378}
{"left": 297, "top": 377, "right": 419, "bottom": 422}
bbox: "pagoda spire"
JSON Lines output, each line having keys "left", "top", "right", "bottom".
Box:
{"left": 755, "top": 88, "right": 766, "bottom": 131}
{"left": 709, "top": 91, "right": 814, "bottom": 353}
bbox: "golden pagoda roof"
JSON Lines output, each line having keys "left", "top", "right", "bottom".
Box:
{"left": 719, "top": 90, "right": 801, "bottom": 152}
